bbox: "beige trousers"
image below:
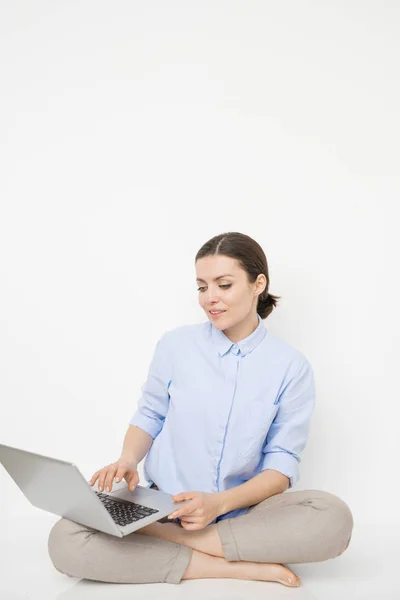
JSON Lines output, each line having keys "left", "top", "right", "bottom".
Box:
{"left": 47, "top": 488, "right": 353, "bottom": 585}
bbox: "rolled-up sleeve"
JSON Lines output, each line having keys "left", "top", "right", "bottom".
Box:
{"left": 129, "top": 332, "right": 173, "bottom": 439}
{"left": 260, "top": 359, "right": 316, "bottom": 488}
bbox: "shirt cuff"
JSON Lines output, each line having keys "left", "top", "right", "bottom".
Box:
{"left": 129, "top": 412, "right": 160, "bottom": 439}
{"left": 260, "top": 451, "right": 299, "bottom": 488}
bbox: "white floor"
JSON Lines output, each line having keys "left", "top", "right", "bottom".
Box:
{"left": 1, "top": 513, "right": 398, "bottom": 600}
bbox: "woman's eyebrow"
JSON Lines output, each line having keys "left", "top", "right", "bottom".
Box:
{"left": 196, "top": 274, "right": 234, "bottom": 283}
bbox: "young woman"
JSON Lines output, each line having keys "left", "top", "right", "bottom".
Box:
{"left": 48, "top": 232, "right": 353, "bottom": 587}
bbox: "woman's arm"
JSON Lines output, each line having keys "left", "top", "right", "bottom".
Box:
{"left": 120, "top": 425, "right": 154, "bottom": 464}
{"left": 218, "top": 359, "right": 316, "bottom": 514}
{"left": 129, "top": 332, "right": 173, "bottom": 439}
{"left": 260, "top": 360, "right": 316, "bottom": 487}
{"left": 217, "top": 469, "right": 289, "bottom": 515}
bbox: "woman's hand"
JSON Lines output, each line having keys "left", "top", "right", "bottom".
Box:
{"left": 168, "top": 491, "right": 223, "bottom": 530}
{"left": 89, "top": 458, "right": 139, "bottom": 493}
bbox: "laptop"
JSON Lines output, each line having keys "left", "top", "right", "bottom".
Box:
{"left": 0, "top": 443, "right": 192, "bottom": 538}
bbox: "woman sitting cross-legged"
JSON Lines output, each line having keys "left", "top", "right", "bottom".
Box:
{"left": 48, "top": 231, "right": 353, "bottom": 587}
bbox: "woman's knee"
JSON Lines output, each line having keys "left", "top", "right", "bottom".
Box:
{"left": 48, "top": 517, "right": 96, "bottom": 577}
{"left": 311, "top": 491, "right": 354, "bottom": 559}
{"left": 332, "top": 496, "right": 354, "bottom": 557}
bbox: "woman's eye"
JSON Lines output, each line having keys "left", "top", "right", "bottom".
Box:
{"left": 197, "top": 284, "right": 232, "bottom": 292}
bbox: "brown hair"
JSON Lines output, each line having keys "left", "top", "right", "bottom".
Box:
{"left": 195, "top": 232, "right": 281, "bottom": 320}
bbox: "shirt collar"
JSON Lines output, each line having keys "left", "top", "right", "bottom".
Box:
{"left": 211, "top": 313, "right": 267, "bottom": 357}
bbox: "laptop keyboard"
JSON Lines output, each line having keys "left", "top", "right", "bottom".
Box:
{"left": 94, "top": 491, "right": 159, "bottom": 527}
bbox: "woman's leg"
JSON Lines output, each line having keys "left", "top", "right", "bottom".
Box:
{"left": 216, "top": 488, "right": 354, "bottom": 564}
{"left": 48, "top": 488, "right": 352, "bottom": 585}
{"left": 47, "top": 517, "right": 301, "bottom": 586}
{"left": 47, "top": 517, "right": 193, "bottom": 584}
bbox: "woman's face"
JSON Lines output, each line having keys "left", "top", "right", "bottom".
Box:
{"left": 195, "top": 255, "right": 265, "bottom": 331}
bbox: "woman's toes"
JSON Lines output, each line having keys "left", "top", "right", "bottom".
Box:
{"left": 278, "top": 566, "right": 301, "bottom": 587}
{"left": 279, "top": 575, "right": 300, "bottom": 587}
{"left": 250, "top": 562, "right": 301, "bottom": 586}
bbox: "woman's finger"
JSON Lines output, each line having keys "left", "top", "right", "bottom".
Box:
{"left": 170, "top": 506, "right": 201, "bottom": 519}
{"left": 180, "top": 516, "right": 203, "bottom": 523}
{"left": 104, "top": 467, "right": 119, "bottom": 492}
{"left": 115, "top": 467, "right": 128, "bottom": 483}
{"left": 180, "top": 521, "right": 205, "bottom": 530}
{"left": 89, "top": 471, "right": 100, "bottom": 486}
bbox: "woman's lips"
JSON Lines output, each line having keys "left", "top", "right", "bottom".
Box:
{"left": 209, "top": 310, "right": 226, "bottom": 319}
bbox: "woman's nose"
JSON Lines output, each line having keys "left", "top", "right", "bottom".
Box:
{"left": 206, "top": 291, "right": 221, "bottom": 303}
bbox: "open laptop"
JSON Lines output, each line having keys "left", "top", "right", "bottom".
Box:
{"left": 0, "top": 443, "right": 192, "bottom": 537}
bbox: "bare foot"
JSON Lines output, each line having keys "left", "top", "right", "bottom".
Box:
{"left": 250, "top": 562, "right": 301, "bottom": 587}
{"left": 139, "top": 522, "right": 300, "bottom": 586}
{"left": 182, "top": 549, "right": 301, "bottom": 586}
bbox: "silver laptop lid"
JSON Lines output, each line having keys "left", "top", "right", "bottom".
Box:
{"left": 0, "top": 443, "right": 120, "bottom": 536}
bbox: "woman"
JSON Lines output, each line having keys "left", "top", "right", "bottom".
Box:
{"left": 48, "top": 231, "right": 353, "bottom": 587}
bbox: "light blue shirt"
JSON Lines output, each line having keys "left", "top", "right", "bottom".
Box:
{"left": 129, "top": 313, "right": 316, "bottom": 523}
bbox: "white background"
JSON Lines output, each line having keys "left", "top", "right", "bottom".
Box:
{"left": 0, "top": 0, "right": 399, "bottom": 530}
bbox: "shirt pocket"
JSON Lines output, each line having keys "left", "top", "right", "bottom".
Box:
{"left": 236, "top": 402, "right": 279, "bottom": 459}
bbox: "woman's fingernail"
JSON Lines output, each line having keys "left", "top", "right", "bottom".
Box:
{"left": 106, "top": 486, "right": 110, "bottom": 492}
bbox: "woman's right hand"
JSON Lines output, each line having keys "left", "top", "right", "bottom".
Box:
{"left": 89, "top": 458, "right": 140, "bottom": 493}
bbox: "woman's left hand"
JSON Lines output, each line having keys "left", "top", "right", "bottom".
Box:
{"left": 168, "top": 491, "right": 222, "bottom": 530}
